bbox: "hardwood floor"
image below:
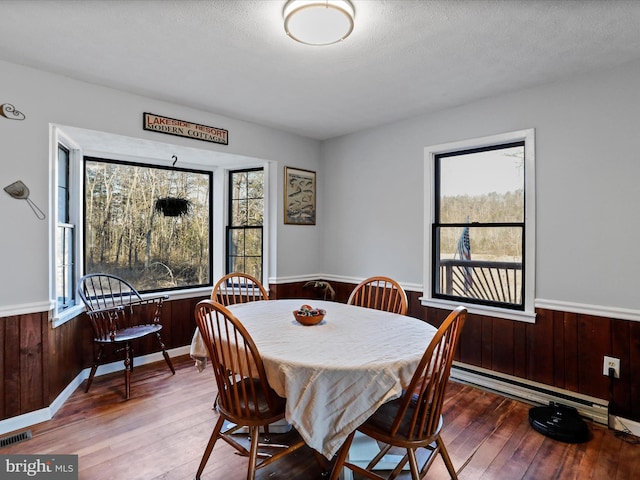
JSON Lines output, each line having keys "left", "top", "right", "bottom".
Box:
{"left": 2, "top": 355, "right": 638, "bottom": 479}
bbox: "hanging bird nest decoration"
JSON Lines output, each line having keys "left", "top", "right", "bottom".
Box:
{"left": 154, "top": 197, "right": 191, "bottom": 217}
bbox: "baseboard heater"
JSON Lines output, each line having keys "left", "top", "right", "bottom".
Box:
{"left": 450, "top": 362, "right": 609, "bottom": 426}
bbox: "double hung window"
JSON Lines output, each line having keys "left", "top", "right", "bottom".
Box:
{"left": 56, "top": 144, "right": 75, "bottom": 312}
{"left": 226, "top": 169, "right": 264, "bottom": 282}
{"left": 424, "top": 129, "right": 535, "bottom": 321}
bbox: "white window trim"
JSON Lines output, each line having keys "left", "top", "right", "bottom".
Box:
{"left": 216, "top": 164, "right": 270, "bottom": 288}
{"left": 50, "top": 126, "right": 84, "bottom": 327}
{"left": 422, "top": 129, "right": 536, "bottom": 323}
{"left": 49, "top": 125, "right": 272, "bottom": 327}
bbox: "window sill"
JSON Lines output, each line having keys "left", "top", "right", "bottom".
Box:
{"left": 419, "top": 297, "right": 536, "bottom": 323}
{"left": 153, "top": 286, "right": 212, "bottom": 301}
{"left": 52, "top": 304, "right": 84, "bottom": 328}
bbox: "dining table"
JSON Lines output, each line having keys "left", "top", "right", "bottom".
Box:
{"left": 189, "top": 298, "right": 437, "bottom": 461}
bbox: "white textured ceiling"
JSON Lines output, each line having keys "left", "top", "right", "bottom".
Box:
{"left": 2, "top": 0, "right": 640, "bottom": 141}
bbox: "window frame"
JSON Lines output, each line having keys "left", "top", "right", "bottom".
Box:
{"left": 50, "top": 125, "right": 271, "bottom": 327}
{"left": 433, "top": 141, "right": 525, "bottom": 310}
{"left": 422, "top": 129, "right": 536, "bottom": 323}
{"left": 51, "top": 128, "right": 84, "bottom": 326}
{"left": 226, "top": 167, "right": 265, "bottom": 284}
{"left": 82, "top": 156, "right": 214, "bottom": 294}
{"left": 56, "top": 144, "right": 75, "bottom": 311}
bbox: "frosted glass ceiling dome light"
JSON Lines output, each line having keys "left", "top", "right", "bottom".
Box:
{"left": 284, "top": 0, "right": 355, "bottom": 46}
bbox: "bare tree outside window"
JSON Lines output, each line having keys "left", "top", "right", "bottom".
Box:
{"left": 84, "top": 157, "right": 212, "bottom": 291}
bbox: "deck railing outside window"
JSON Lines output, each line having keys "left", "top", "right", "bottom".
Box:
{"left": 439, "top": 259, "right": 523, "bottom": 306}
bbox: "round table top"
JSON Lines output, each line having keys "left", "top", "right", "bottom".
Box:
{"left": 220, "top": 298, "right": 437, "bottom": 458}
{"left": 226, "top": 298, "right": 436, "bottom": 370}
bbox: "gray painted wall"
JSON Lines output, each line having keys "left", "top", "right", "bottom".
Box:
{"left": 2, "top": 57, "right": 639, "bottom": 318}
{"left": 0, "top": 60, "right": 322, "bottom": 311}
{"left": 320, "top": 59, "right": 640, "bottom": 315}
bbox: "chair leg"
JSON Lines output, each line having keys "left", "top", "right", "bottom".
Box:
{"left": 156, "top": 332, "right": 175, "bottom": 375}
{"left": 85, "top": 344, "right": 103, "bottom": 393}
{"left": 124, "top": 342, "right": 132, "bottom": 400}
{"left": 329, "top": 431, "right": 356, "bottom": 480}
{"left": 406, "top": 449, "right": 421, "bottom": 480}
{"left": 436, "top": 436, "right": 458, "bottom": 480}
{"left": 196, "top": 415, "right": 225, "bottom": 479}
{"left": 247, "top": 426, "right": 260, "bottom": 480}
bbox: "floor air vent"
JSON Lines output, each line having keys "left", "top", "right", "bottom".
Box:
{"left": 0, "top": 430, "right": 32, "bottom": 448}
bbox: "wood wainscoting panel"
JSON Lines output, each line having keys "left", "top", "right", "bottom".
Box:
{"left": 167, "top": 296, "right": 207, "bottom": 348}
{"left": 46, "top": 313, "right": 85, "bottom": 405}
{"left": 630, "top": 321, "right": 640, "bottom": 419}
{"left": 491, "top": 317, "right": 515, "bottom": 376}
{"left": 0, "top": 312, "right": 48, "bottom": 419}
{"left": 2, "top": 284, "right": 638, "bottom": 425}
{"left": 457, "top": 311, "right": 483, "bottom": 366}
{"left": 18, "top": 312, "right": 45, "bottom": 415}
{"left": 560, "top": 311, "right": 579, "bottom": 392}
{"left": 525, "top": 308, "right": 555, "bottom": 387}
{"left": 611, "top": 318, "right": 640, "bottom": 420}
{"left": 0, "top": 295, "right": 209, "bottom": 422}
{"left": 1, "top": 315, "right": 22, "bottom": 419}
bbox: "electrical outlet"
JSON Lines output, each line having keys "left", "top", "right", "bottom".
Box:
{"left": 603, "top": 356, "right": 620, "bottom": 378}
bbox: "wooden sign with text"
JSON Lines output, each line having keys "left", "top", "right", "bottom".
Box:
{"left": 143, "top": 112, "right": 228, "bottom": 145}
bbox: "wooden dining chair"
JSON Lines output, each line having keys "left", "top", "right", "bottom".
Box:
{"left": 347, "top": 276, "right": 408, "bottom": 315}
{"left": 211, "top": 272, "right": 268, "bottom": 305}
{"left": 194, "top": 299, "right": 306, "bottom": 480}
{"left": 77, "top": 273, "right": 175, "bottom": 400}
{"left": 329, "top": 306, "right": 467, "bottom": 480}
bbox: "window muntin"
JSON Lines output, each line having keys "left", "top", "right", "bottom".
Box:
{"left": 84, "top": 157, "right": 212, "bottom": 292}
{"left": 227, "top": 169, "right": 264, "bottom": 282}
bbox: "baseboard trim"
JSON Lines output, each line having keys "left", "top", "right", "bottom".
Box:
{"left": 0, "top": 345, "right": 191, "bottom": 436}
{"left": 450, "top": 362, "right": 609, "bottom": 425}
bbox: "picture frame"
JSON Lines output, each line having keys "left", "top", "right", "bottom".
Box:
{"left": 284, "top": 167, "right": 316, "bottom": 225}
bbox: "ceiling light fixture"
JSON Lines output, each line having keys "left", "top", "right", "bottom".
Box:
{"left": 284, "top": 0, "right": 355, "bottom": 46}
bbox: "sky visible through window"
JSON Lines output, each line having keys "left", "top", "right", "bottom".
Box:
{"left": 440, "top": 146, "right": 524, "bottom": 197}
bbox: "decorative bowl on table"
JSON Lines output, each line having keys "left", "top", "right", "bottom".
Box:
{"left": 293, "top": 304, "right": 326, "bottom": 326}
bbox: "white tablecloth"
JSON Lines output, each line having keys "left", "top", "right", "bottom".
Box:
{"left": 190, "top": 299, "right": 436, "bottom": 459}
